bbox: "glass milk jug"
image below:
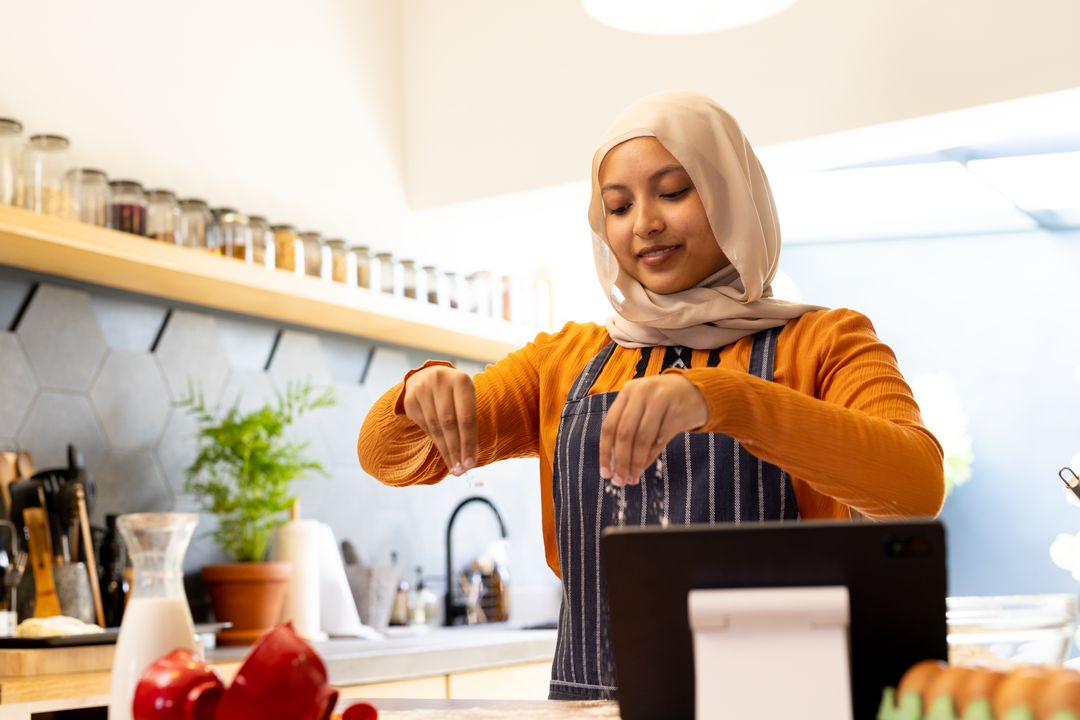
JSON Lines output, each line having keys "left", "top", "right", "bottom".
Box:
{"left": 109, "top": 513, "right": 198, "bottom": 720}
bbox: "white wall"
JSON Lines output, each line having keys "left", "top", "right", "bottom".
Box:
{"left": 400, "top": 0, "right": 1080, "bottom": 207}
{"left": 0, "top": 0, "right": 409, "bottom": 249}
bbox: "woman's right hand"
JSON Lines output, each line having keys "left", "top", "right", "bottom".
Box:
{"left": 402, "top": 365, "right": 477, "bottom": 476}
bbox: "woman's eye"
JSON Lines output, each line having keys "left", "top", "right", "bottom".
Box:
{"left": 660, "top": 186, "right": 691, "bottom": 200}
{"left": 608, "top": 204, "right": 630, "bottom": 216}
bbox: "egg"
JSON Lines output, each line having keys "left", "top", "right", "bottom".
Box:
{"left": 953, "top": 667, "right": 1005, "bottom": 714}
{"left": 993, "top": 665, "right": 1051, "bottom": 717}
{"left": 897, "top": 659, "right": 948, "bottom": 699}
{"left": 1035, "top": 668, "right": 1080, "bottom": 719}
{"left": 923, "top": 665, "right": 974, "bottom": 714}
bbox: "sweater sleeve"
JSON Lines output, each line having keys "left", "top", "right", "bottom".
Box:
{"left": 357, "top": 333, "right": 547, "bottom": 487}
{"left": 666, "top": 309, "right": 945, "bottom": 518}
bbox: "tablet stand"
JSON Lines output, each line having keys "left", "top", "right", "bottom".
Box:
{"left": 687, "top": 586, "right": 852, "bottom": 719}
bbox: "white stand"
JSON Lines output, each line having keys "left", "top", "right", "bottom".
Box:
{"left": 687, "top": 586, "right": 852, "bottom": 720}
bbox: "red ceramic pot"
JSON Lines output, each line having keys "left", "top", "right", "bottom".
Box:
{"left": 132, "top": 648, "right": 224, "bottom": 720}
{"left": 213, "top": 623, "right": 338, "bottom": 720}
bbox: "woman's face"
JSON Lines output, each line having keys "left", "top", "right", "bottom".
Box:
{"left": 599, "top": 137, "right": 729, "bottom": 295}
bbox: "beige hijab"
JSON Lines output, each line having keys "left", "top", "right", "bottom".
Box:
{"left": 589, "top": 91, "right": 822, "bottom": 349}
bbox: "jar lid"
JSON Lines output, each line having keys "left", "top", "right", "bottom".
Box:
{"left": 400, "top": 259, "right": 417, "bottom": 266}
{"left": 108, "top": 179, "right": 145, "bottom": 191}
{"left": 248, "top": 215, "right": 268, "bottom": 224}
{"left": 421, "top": 265, "right": 438, "bottom": 271}
{"left": 178, "top": 198, "right": 209, "bottom": 208}
{"left": 146, "top": 189, "right": 178, "bottom": 200}
{"left": 0, "top": 118, "right": 23, "bottom": 134}
{"left": 271, "top": 224, "right": 296, "bottom": 231}
{"left": 28, "top": 134, "right": 70, "bottom": 149}
{"left": 325, "top": 239, "right": 347, "bottom": 248}
{"left": 212, "top": 206, "right": 238, "bottom": 215}
{"left": 65, "top": 167, "right": 108, "bottom": 179}
{"left": 375, "top": 251, "right": 394, "bottom": 259}
{"left": 298, "top": 230, "right": 322, "bottom": 240}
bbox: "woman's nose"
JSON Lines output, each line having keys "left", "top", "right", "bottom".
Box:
{"left": 633, "top": 203, "right": 664, "bottom": 238}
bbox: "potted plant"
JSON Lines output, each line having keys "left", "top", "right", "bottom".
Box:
{"left": 180, "top": 380, "right": 335, "bottom": 645}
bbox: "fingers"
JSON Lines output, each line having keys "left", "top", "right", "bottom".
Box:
{"left": 609, "top": 389, "right": 647, "bottom": 487}
{"left": 402, "top": 368, "right": 475, "bottom": 476}
{"left": 432, "top": 384, "right": 464, "bottom": 474}
{"left": 628, "top": 402, "right": 669, "bottom": 484}
{"left": 452, "top": 374, "right": 477, "bottom": 470}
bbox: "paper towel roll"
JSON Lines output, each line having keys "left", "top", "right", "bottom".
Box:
{"left": 312, "top": 522, "right": 382, "bottom": 640}
{"left": 271, "top": 519, "right": 327, "bottom": 642}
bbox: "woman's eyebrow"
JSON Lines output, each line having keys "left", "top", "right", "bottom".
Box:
{"left": 601, "top": 164, "right": 685, "bottom": 193}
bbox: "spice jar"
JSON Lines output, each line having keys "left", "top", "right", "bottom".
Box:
{"left": 215, "top": 208, "right": 250, "bottom": 260}
{"left": 422, "top": 265, "right": 440, "bottom": 305}
{"left": 444, "top": 271, "right": 464, "bottom": 310}
{"left": 353, "top": 245, "right": 372, "bottom": 289}
{"left": 107, "top": 180, "right": 147, "bottom": 235}
{"left": 248, "top": 215, "right": 273, "bottom": 268}
{"left": 272, "top": 225, "right": 301, "bottom": 274}
{"left": 299, "top": 231, "right": 323, "bottom": 278}
{"left": 0, "top": 118, "right": 22, "bottom": 206}
{"left": 63, "top": 168, "right": 109, "bottom": 226}
{"left": 177, "top": 199, "right": 212, "bottom": 249}
{"left": 325, "top": 239, "right": 349, "bottom": 283}
{"left": 145, "top": 189, "right": 180, "bottom": 243}
{"left": 19, "top": 134, "right": 70, "bottom": 216}
{"left": 401, "top": 259, "right": 419, "bottom": 299}
{"left": 467, "top": 271, "right": 494, "bottom": 317}
{"left": 374, "top": 252, "right": 398, "bottom": 295}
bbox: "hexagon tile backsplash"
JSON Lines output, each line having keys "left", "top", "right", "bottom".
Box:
{"left": 0, "top": 268, "right": 557, "bottom": 614}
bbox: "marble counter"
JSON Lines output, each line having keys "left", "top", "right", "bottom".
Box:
{"left": 338, "top": 698, "right": 619, "bottom": 719}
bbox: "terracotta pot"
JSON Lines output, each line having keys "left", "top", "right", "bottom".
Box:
{"left": 202, "top": 562, "right": 292, "bottom": 646}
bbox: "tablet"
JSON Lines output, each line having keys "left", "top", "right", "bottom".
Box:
{"left": 601, "top": 520, "right": 947, "bottom": 719}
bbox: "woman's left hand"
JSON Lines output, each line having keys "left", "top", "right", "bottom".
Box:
{"left": 598, "top": 374, "right": 709, "bottom": 487}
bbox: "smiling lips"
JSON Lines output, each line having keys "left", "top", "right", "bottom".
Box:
{"left": 637, "top": 244, "right": 681, "bottom": 267}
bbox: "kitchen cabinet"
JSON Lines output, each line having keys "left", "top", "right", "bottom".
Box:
{"left": 0, "top": 205, "right": 534, "bottom": 363}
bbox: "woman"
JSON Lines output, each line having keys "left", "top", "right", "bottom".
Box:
{"left": 358, "top": 91, "right": 944, "bottom": 700}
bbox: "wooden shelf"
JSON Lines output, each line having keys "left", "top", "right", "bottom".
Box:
{"left": 0, "top": 205, "right": 536, "bottom": 362}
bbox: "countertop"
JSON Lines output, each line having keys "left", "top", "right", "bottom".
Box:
{"left": 209, "top": 624, "right": 558, "bottom": 686}
{"left": 337, "top": 698, "right": 619, "bottom": 719}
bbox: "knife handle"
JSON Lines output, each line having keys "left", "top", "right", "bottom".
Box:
{"left": 23, "top": 507, "right": 61, "bottom": 617}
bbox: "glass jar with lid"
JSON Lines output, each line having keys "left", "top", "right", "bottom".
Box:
{"left": 248, "top": 215, "right": 273, "bottom": 268}
{"left": 63, "top": 168, "right": 109, "bottom": 226}
{"left": 400, "top": 259, "right": 419, "bottom": 299}
{"left": 353, "top": 245, "right": 372, "bottom": 289}
{"left": 298, "top": 231, "right": 323, "bottom": 278}
{"left": 444, "top": 271, "right": 463, "bottom": 310}
{"left": 374, "top": 252, "right": 398, "bottom": 295}
{"left": 107, "top": 180, "right": 147, "bottom": 235}
{"left": 325, "top": 239, "right": 349, "bottom": 283}
{"left": 177, "top": 198, "right": 212, "bottom": 249}
{"left": 145, "top": 189, "right": 180, "bottom": 243}
{"left": 19, "top": 134, "right": 70, "bottom": 216}
{"left": 215, "top": 208, "right": 250, "bottom": 260}
{"left": 422, "top": 265, "right": 440, "bottom": 305}
{"left": 467, "top": 271, "right": 494, "bottom": 317}
{"left": 0, "top": 118, "right": 22, "bottom": 206}
{"left": 272, "top": 224, "right": 301, "bottom": 274}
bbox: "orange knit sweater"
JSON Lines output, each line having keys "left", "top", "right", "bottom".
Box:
{"left": 358, "top": 308, "right": 945, "bottom": 577}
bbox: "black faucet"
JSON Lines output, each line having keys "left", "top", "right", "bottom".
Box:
{"left": 444, "top": 495, "right": 508, "bottom": 626}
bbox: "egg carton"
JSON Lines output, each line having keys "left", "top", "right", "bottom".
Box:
{"left": 879, "top": 660, "right": 1080, "bottom": 720}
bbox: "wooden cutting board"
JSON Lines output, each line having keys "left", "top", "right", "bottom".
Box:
{"left": 0, "top": 644, "right": 115, "bottom": 676}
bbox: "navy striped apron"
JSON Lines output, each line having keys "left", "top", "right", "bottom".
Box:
{"left": 548, "top": 328, "right": 800, "bottom": 700}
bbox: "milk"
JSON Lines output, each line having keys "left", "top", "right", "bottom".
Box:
{"left": 108, "top": 596, "right": 198, "bottom": 720}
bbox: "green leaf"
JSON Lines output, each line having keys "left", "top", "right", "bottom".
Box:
{"left": 179, "top": 378, "right": 336, "bottom": 563}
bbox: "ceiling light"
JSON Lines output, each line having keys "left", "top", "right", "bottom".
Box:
{"left": 582, "top": 0, "right": 797, "bottom": 35}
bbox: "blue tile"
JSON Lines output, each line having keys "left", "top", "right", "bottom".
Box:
{"left": 92, "top": 450, "right": 172, "bottom": 526}
{"left": 0, "top": 333, "right": 38, "bottom": 438}
{"left": 16, "top": 285, "right": 107, "bottom": 392}
{"left": 155, "top": 310, "right": 229, "bottom": 403}
{"left": 216, "top": 316, "right": 278, "bottom": 372}
{"left": 267, "top": 330, "right": 332, "bottom": 386}
{"left": 91, "top": 293, "right": 168, "bottom": 352}
{"left": 90, "top": 349, "right": 171, "bottom": 448}
{"left": 17, "top": 392, "right": 107, "bottom": 471}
